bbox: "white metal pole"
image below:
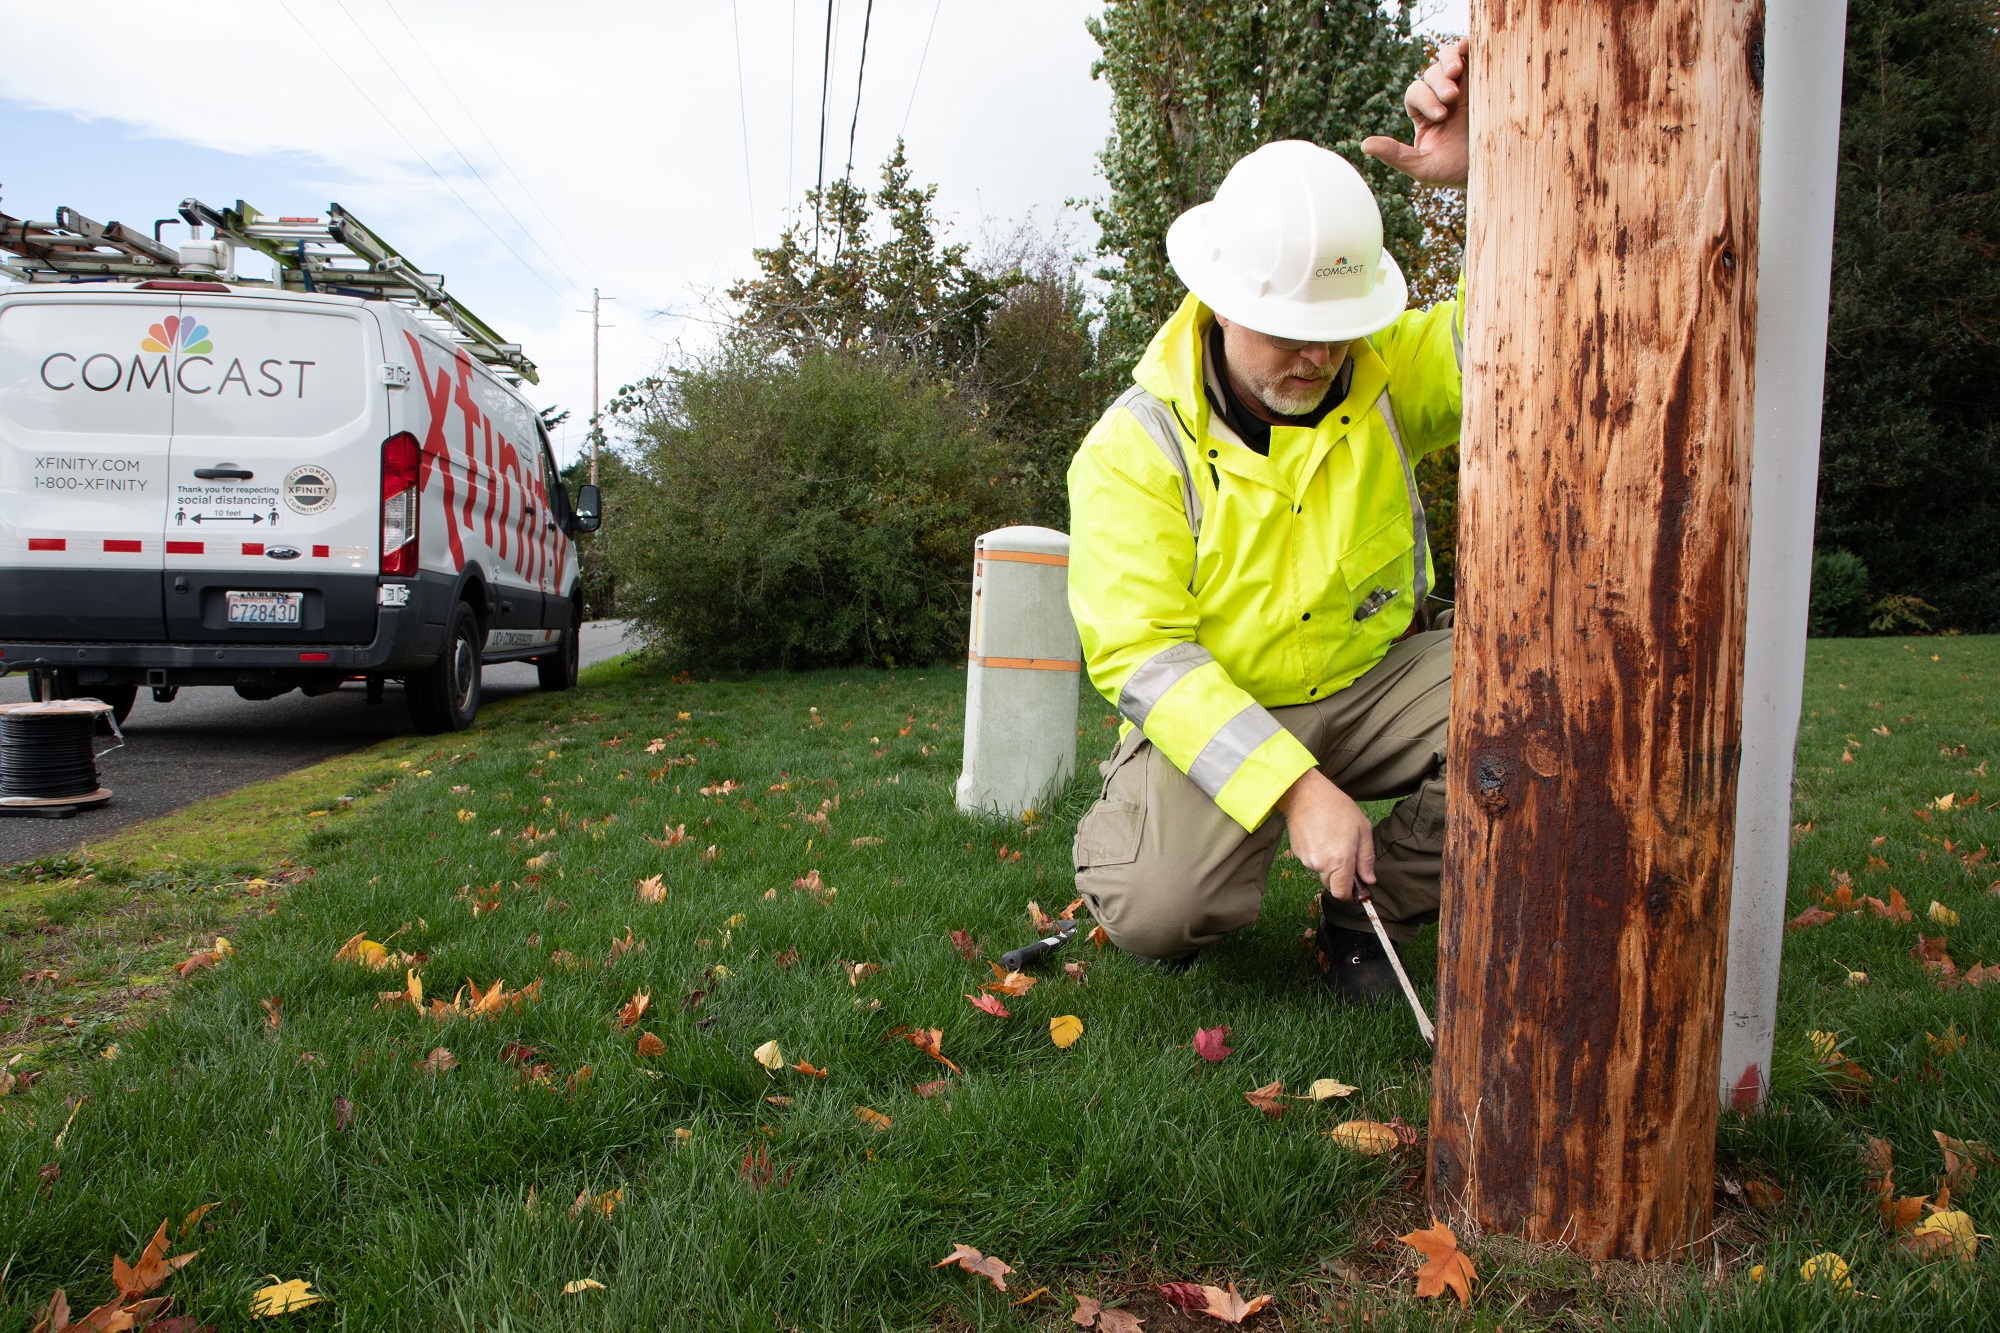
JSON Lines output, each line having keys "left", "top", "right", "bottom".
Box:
{"left": 1720, "top": 0, "right": 1848, "bottom": 1111}
{"left": 590, "top": 287, "right": 601, "bottom": 487}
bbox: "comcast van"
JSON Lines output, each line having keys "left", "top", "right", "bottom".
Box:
{"left": 0, "top": 199, "right": 602, "bottom": 732}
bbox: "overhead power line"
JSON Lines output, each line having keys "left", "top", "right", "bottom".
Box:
{"left": 274, "top": 0, "right": 565, "bottom": 298}
{"left": 732, "top": 1, "right": 758, "bottom": 247}
{"left": 902, "top": 0, "right": 945, "bottom": 139}
{"left": 813, "top": 0, "right": 836, "bottom": 254}
{"left": 331, "top": 0, "right": 579, "bottom": 293}
{"left": 382, "top": 0, "right": 604, "bottom": 285}
{"left": 843, "top": 0, "right": 876, "bottom": 185}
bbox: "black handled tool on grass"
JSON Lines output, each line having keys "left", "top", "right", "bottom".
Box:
{"left": 1001, "top": 919, "right": 1078, "bottom": 971}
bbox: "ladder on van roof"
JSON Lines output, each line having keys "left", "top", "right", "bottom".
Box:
{"left": 0, "top": 197, "right": 537, "bottom": 384}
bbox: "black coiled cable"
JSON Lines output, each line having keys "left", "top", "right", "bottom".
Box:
{"left": 0, "top": 711, "right": 103, "bottom": 799}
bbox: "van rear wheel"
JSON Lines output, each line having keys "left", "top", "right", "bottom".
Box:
{"left": 535, "top": 624, "right": 580, "bottom": 691}
{"left": 31, "top": 669, "right": 137, "bottom": 726}
{"left": 407, "top": 602, "right": 482, "bottom": 733}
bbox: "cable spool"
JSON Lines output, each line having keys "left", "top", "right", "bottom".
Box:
{"left": 0, "top": 700, "right": 117, "bottom": 810}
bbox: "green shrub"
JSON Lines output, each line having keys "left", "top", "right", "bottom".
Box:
{"left": 1808, "top": 548, "right": 1871, "bottom": 637}
{"left": 606, "top": 350, "right": 1007, "bottom": 670}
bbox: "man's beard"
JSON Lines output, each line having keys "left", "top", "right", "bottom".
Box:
{"left": 1250, "top": 365, "right": 1337, "bottom": 417}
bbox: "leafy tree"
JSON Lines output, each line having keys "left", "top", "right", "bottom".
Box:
{"left": 1086, "top": 0, "right": 1432, "bottom": 369}
{"left": 1815, "top": 0, "right": 2000, "bottom": 630}
{"left": 602, "top": 350, "right": 1008, "bottom": 670}
{"left": 728, "top": 142, "right": 1013, "bottom": 380}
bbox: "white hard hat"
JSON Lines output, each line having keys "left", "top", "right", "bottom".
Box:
{"left": 1166, "top": 140, "right": 1408, "bottom": 343}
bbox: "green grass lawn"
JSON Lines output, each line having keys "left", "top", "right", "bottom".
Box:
{"left": 0, "top": 640, "right": 1996, "bottom": 1331}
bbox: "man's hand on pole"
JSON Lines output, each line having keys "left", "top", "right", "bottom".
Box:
{"left": 1274, "top": 768, "right": 1377, "bottom": 902}
{"left": 1363, "top": 38, "right": 1470, "bottom": 189}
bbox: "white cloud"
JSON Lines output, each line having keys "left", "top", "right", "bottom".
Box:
{"left": 0, "top": 0, "right": 1112, "bottom": 464}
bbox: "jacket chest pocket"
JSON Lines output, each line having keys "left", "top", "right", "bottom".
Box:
{"left": 1336, "top": 513, "right": 1415, "bottom": 624}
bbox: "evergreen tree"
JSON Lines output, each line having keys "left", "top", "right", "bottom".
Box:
{"left": 1816, "top": 0, "right": 2000, "bottom": 630}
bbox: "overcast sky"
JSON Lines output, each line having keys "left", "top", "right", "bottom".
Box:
{"left": 1, "top": 0, "right": 1466, "bottom": 466}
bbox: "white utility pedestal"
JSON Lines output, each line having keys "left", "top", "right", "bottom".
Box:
{"left": 955, "top": 526, "right": 1082, "bottom": 819}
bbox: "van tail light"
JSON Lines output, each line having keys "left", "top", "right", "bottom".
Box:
{"left": 380, "top": 431, "right": 420, "bottom": 576}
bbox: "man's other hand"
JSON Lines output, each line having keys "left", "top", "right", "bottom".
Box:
{"left": 1363, "top": 38, "right": 1470, "bottom": 189}
{"left": 1275, "top": 768, "right": 1377, "bottom": 902}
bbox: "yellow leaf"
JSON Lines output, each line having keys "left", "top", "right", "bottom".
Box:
{"left": 407, "top": 969, "right": 423, "bottom": 1008}
{"left": 1935, "top": 792, "right": 1957, "bottom": 810}
{"left": 1749, "top": 1264, "right": 1766, "bottom": 1283}
{"left": 1909, "top": 1210, "right": 1979, "bottom": 1263}
{"left": 1306, "top": 1078, "right": 1358, "bottom": 1101}
{"left": 855, "top": 1105, "right": 893, "bottom": 1130}
{"left": 561, "top": 1278, "right": 607, "bottom": 1295}
{"left": 1050, "top": 1014, "right": 1084, "bottom": 1049}
{"left": 1928, "top": 1023, "right": 1965, "bottom": 1056}
{"left": 1328, "top": 1120, "right": 1401, "bottom": 1155}
{"left": 636, "top": 874, "right": 666, "bottom": 903}
{"left": 1798, "top": 1252, "right": 1851, "bottom": 1292}
{"left": 1929, "top": 900, "right": 1960, "bottom": 927}
{"left": 1846, "top": 970, "right": 1869, "bottom": 986}
{"left": 1807, "top": 1030, "right": 1841, "bottom": 1063}
{"left": 250, "top": 1278, "right": 324, "bottom": 1317}
{"left": 753, "top": 1040, "right": 785, "bottom": 1072}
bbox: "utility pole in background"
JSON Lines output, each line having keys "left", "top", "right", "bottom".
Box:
{"left": 585, "top": 288, "right": 615, "bottom": 485}
{"left": 1430, "top": 0, "right": 1762, "bottom": 1260}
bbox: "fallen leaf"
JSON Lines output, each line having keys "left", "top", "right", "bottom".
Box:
{"left": 569, "top": 1186, "right": 620, "bottom": 1219}
{"left": 1929, "top": 900, "right": 1961, "bottom": 927}
{"left": 967, "top": 993, "right": 1012, "bottom": 1018}
{"left": 636, "top": 875, "right": 665, "bottom": 903}
{"left": 1244, "top": 1080, "right": 1285, "bottom": 1119}
{"left": 112, "top": 1220, "right": 200, "bottom": 1299}
{"left": 561, "top": 1278, "right": 606, "bottom": 1295}
{"left": 261, "top": 997, "right": 283, "bottom": 1031}
{"left": 1328, "top": 1120, "right": 1401, "bottom": 1155}
{"left": 1097, "top": 1307, "right": 1145, "bottom": 1333}
{"left": 792, "top": 1060, "right": 828, "bottom": 1078}
{"left": 843, "top": 961, "right": 882, "bottom": 986}
{"left": 906, "top": 1027, "right": 961, "bottom": 1072}
{"left": 1305, "top": 1078, "right": 1358, "bottom": 1101}
{"left": 1088, "top": 925, "right": 1109, "bottom": 949}
{"left": 1050, "top": 1014, "right": 1085, "bottom": 1049}
{"left": 983, "top": 962, "right": 1037, "bottom": 996}
{"left": 616, "top": 990, "right": 651, "bottom": 1030}
{"left": 851, "top": 836, "right": 883, "bottom": 847}
{"left": 950, "top": 929, "right": 980, "bottom": 959}
{"left": 421, "top": 1047, "right": 458, "bottom": 1075}
{"left": 249, "top": 1278, "right": 323, "bottom": 1317}
{"left": 740, "top": 1143, "right": 782, "bottom": 1191}
{"left": 333, "top": 1096, "right": 354, "bottom": 1133}
{"left": 1065, "top": 961, "right": 1089, "bottom": 983}
{"left": 1846, "top": 969, "right": 1869, "bottom": 986}
{"left": 933, "top": 1243, "right": 1012, "bottom": 1291}
{"left": 1157, "top": 1283, "right": 1208, "bottom": 1312}
{"left": 914, "top": 1078, "right": 951, "bottom": 1098}
{"left": 855, "top": 1105, "right": 893, "bottom": 1131}
{"left": 753, "top": 1040, "right": 785, "bottom": 1073}
{"left": 1401, "top": 1221, "right": 1476, "bottom": 1305}
{"left": 1742, "top": 1179, "right": 1786, "bottom": 1211}
{"left": 1904, "top": 1210, "right": 1979, "bottom": 1263}
{"left": 1786, "top": 906, "right": 1837, "bottom": 932}
{"left": 1798, "top": 1252, "right": 1851, "bottom": 1292}
{"left": 1193, "top": 1026, "right": 1234, "bottom": 1062}
{"left": 1196, "top": 1281, "right": 1273, "bottom": 1323}
{"left": 179, "top": 1202, "right": 218, "bottom": 1237}
{"left": 1936, "top": 792, "right": 1957, "bottom": 811}
{"left": 764, "top": 1094, "right": 793, "bottom": 1108}
{"left": 1072, "top": 1294, "right": 1103, "bottom": 1327}
{"left": 636, "top": 1031, "right": 665, "bottom": 1059}
{"left": 1928, "top": 1023, "right": 1965, "bottom": 1056}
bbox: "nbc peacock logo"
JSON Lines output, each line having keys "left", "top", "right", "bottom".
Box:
{"left": 141, "top": 316, "right": 213, "bottom": 355}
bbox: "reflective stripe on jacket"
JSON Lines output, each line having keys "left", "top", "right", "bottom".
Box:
{"left": 1067, "top": 286, "right": 1464, "bottom": 831}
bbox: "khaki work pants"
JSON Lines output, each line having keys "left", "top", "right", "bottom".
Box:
{"left": 1073, "top": 629, "right": 1452, "bottom": 959}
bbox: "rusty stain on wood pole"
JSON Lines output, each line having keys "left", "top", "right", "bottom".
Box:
{"left": 1429, "top": 0, "right": 1763, "bottom": 1260}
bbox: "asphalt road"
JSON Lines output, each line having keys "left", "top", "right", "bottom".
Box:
{"left": 0, "top": 620, "right": 639, "bottom": 866}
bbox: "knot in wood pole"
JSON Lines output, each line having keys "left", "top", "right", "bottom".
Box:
{"left": 1429, "top": 0, "right": 1763, "bottom": 1261}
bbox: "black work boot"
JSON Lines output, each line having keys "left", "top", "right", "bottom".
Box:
{"left": 1316, "top": 906, "right": 1404, "bottom": 1004}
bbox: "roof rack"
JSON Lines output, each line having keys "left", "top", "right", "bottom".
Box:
{"left": 0, "top": 197, "right": 537, "bottom": 383}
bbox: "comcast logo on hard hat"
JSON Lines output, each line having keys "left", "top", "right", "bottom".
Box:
{"left": 1314, "top": 256, "right": 1367, "bottom": 279}
{"left": 140, "top": 316, "right": 214, "bottom": 355}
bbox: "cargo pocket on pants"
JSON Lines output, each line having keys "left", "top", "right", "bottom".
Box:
{"left": 1073, "top": 799, "right": 1144, "bottom": 870}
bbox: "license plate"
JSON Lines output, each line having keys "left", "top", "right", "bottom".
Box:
{"left": 226, "top": 591, "right": 303, "bottom": 625}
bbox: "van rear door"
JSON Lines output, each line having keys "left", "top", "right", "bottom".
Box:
{"left": 0, "top": 291, "right": 176, "bottom": 640}
{"left": 162, "top": 296, "right": 386, "bottom": 644}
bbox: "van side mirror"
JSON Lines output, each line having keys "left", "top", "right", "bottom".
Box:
{"left": 571, "top": 483, "right": 602, "bottom": 533}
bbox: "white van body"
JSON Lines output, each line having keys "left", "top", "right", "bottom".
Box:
{"left": 0, "top": 280, "right": 594, "bottom": 730}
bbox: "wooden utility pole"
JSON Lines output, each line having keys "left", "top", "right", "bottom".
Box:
{"left": 1430, "top": 2, "right": 1762, "bottom": 1260}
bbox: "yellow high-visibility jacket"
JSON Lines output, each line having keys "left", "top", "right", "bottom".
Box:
{"left": 1067, "top": 287, "right": 1464, "bottom": 831}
